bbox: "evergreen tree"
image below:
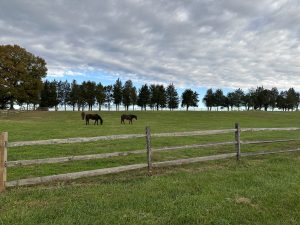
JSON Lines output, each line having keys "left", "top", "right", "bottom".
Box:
{"left": 137, "top": 84, "right": 150, "bottom": 110}
{"left": 95, "top": 83, "right": 106, "bottom": 111}
{"left": 104, "top": 85, "right": 113, "bottom": 111}
{"left": 113, "top": 78, "right": 123, "bottom": 111}
{"left": 40, "top": 80, "right": 59, "bottom": 108}
{"left": 149, "top": 84, "right": 166, "bottom": 110}
{"left": 82, "top": 81, "right": 96, "bottom": 111}
{"left": 122, "top": 80, "right": 134, "bottom": 111}
{"left": 131, "top": 86, "right": 137, "bottom": 110}
{"left": 57, "top": 80, "right": 71, "bottom": 111}
{"left": 286, "top": 88, "right": 299, "bottom": 111}
{"left": 68, "top": 80, "right": 79, "bottom": 111}
{"left": 269, "top": 87, "right": 279, "bottom": 111}
{"left": 166, "top": 83, "right": 179, "bottom": 110}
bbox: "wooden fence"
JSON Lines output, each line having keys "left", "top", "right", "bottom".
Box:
{"left": 1, "top": 123, "right": 300, "bottom": 191}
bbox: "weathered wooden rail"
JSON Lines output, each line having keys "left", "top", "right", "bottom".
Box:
{"left": 1, "top": 125, "right": 300, "bottom": 190}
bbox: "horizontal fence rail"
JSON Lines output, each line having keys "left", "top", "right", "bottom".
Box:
{"left": 8, "top": 127, "right": 300, "bottom": 148}
{"left": 7, "top": 141, "right": 236, "bottom": 167}
{"left": 241, "top": 127, "right": 300, "bottom": 132}
{"left": 6, "top": 153, "right": 236, "bottom": 187}
{"left": 6, "top": 163, "right": 148, "bottom": 187}
{"left": 241, "top": 148, "right": 300, "bottom": 156}
{"left": 8, "top": 129, "right": 236, "bottom": 147}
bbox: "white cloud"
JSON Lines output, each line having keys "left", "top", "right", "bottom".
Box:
{"left": 1, "top": 0, "right": 300, "bottom": 89}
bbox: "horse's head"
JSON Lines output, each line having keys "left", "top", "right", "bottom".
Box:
{"left": 133, "top": 115, "right": 137, "bottom": 120}
{"left": 98, "top": 115, "right": 103, "bottom": 125}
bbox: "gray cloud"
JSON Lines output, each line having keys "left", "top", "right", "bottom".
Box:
{"left": 1, "top": 0, "right": 300, "bottom": 89}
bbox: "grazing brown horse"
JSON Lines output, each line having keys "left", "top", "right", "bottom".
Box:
{"left": 85, "top": 114, "right": 103, "bottom": 125}
{"left": 81, "top": 112, "right": 85, "bottom": 120}
{"left": 121, "top": 114, "right": 137, "bottom": 124}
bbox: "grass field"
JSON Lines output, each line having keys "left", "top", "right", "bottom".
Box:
{"left": 1, "top": 110, "right": 300, "bottom": 224}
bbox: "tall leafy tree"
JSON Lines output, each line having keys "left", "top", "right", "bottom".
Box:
{"left": 113, "top": 78, "right": 123, "bottom": 111}
{"left": 137, "top": 84, "right": 150, "bottom": 110}
{"left": 226, "top": 92, "right": 235, "bottom": 111}
{"left": 242, "top": 90, "right": 254, "bottom": 111}
{"left": 203, "top": 88, "right": 214, "bottom": 111}
{"left": 277, "top": 91, "right": 288, "bottom": 111}
{"left": 166, "top": 83, "right": 179, "bottom": 110}
{"left": 214, "top": 89, "right": 225, "bottom": 111}
{"left": 0, "top": 87, "right": 9, "bottom": 109}
{"left": 181, "top": 89, "right": 199, "bottom": 111}
{"left": 0, "top": 44, "right": 47, "bottom": 109}
{"left": 233, "top": 88, "right": 244, "bottom": 110}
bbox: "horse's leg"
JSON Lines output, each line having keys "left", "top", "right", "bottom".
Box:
{"left": 86, "top": 119, "right": 88, "bottom": 125}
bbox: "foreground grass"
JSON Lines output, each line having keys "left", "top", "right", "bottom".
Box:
{"left": 1, "top": 153, "right": 300, "bottom": 225}
{"left": 1, "top": 111, "right": 300, "bottom": 224}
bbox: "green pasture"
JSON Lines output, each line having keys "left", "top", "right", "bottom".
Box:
{"left": 1, "top": 110, "right": 300, "bottom": 224}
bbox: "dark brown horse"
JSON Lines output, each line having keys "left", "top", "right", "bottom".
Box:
{"left": 81, "top": 112, "right": 85, "bottom": 120}
{"left": 121, "top": 114, "right": 137, "bottom": 124}
{"left": 85, "top": 114, "right": 103, "bottom": 125}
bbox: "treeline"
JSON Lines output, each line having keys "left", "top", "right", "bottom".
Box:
{"left": 38, "top": 79, "right": 199, "bottom": 111}
{"left": 203, "top": 87, "right": 300, "bottom": 111}
{"left": 12, "top": 78, "right": 300, "bottom": 112}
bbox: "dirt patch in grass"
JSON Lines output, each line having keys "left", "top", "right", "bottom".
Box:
{"left": 235, "top": 196, "right": 258, "bottom": 208}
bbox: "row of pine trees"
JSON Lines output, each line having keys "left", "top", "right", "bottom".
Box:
{"left": 39, "top": 79, "right": 300, "bottom": 111}
{"left": 40, "top": 79, "right": 199, "bottom": 111}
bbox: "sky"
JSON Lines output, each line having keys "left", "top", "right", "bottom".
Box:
{"left": 1, "top": 0, "right": 300, "bottom": 94}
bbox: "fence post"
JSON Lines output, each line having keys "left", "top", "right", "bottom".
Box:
{"left": 0, "top": 132, "right": 8, "bottom": 192}
{"left": 235, "top": 123, "right": 241, "bottom": 160}
{"left": 146, "top": 126, "right": 152, "bottom": 176}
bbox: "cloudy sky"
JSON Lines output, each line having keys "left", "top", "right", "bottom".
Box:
{"left": 1, "top": 0, "right": 300, "bottom": 90}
